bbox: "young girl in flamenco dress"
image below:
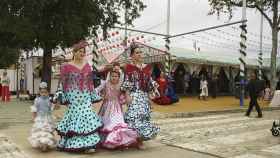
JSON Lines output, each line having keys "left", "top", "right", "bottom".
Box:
{"left": 96, "top": 70, "right": 139, "bottom": 149}
{"left": 28, "top": 82, "right": 57, "bottom": 152}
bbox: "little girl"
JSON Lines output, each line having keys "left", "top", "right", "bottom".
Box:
{"left": 28, "top": 82, "right": 56, "bottom": 151}
{"left": 96, "top": 70, "right": 139, "bottom": 149}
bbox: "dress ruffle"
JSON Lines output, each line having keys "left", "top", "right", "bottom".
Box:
{"left": 28, "top": 115, "right": 56, "bottom": 150}
{"left": 100, "top": 125, "right": 139, "bottom": 149}
{"left": 152, "top": 96, "right": 171, "bottom": 105}
{"left": 99, "top": 100, "right": 139, "bottom": 149}
{"left": 124, "top": 90, "right": 160, "bottom": 140}
{"left": 56, "top": 91, "right": 102, "bottom": 152}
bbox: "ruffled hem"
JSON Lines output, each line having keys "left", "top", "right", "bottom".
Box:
{"left": 152, "top": 96, "right": 171, "bottom": 105}
{"left": 29, "top": 139, "right": 56, "bottom": 149}
{"left": 57, "top": 145, "right": 97, "bottom": 153}
{"left": 28, "top": 132, "right": 56, "bottom": 149}
{"left": 139, "top": 127, "right": 160, "bottom": 141}
{"left": 56, "top": 125, "right": 103, "bottom": 137}
{"left": 101, "top": 138, "right": 141, "bottom": 150}
{"left": 126, "top": 122, "right": 160, "bottom": 141}
{"left": 99, "top": 124, "right": 139, "bottom": 149}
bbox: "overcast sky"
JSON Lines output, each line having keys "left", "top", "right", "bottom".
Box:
{"left": 122, "top": 0, "right": 276, "bottom": 59}
{"left": 42, "top": 0, "right": 278, "bottom": 63}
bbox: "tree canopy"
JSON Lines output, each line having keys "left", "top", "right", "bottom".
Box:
{"left": 0, "top": 0, "right": 146, "bottom": 49}
{"left": 0, "top": 47, "right": 19, "bottom": 68}
{"left": 208, "top": 0, "right": 279, "bottom": 90}
{"left": 0, "top": 0, "right": 146, "bottom": 89}
{"left": 208, "top": 0, "right": 280, "bottom": 29}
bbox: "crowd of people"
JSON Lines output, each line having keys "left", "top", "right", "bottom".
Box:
{"left": 28, "top": 41, "right": 159, "bottom": 153}
{"left": 1, "top": 39, "right": 280, "bottom": 153}
{"left": 172, "top": 70, "right": 221, "bottom": 100}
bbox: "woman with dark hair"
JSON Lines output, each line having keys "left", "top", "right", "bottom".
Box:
{"left": 121, "top": 44, "right": 160, "bottom": 149}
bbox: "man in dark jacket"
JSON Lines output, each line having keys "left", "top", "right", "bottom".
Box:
{"left": 276, "top": 77, "right": 280, "bottom": 90}
{"left": 245, "top": 73, "right": 263, "bottom": 118}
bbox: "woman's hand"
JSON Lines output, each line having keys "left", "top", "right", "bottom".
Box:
{"left": 52, "top": 103, "right": 60, "bottom": 110}
{"left": 126, "top": 92, "right": 132, "bottom": 105}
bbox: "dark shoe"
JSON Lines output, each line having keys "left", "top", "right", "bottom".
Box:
{"left": 245, "top": 114, "right": 249, "bottom": 117}
{"left": 256, "top": 115, "right": 263, "bottom": 118}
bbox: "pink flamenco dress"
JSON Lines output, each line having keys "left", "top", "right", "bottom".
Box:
{"left": 95, "top": 82, "right": 139, "bottom": 149}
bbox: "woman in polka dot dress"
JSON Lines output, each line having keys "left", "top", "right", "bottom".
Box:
{"left": 54, "top": 40, "right": 102, "bottom": 153}
{"left": 121, "top": 45, "right": 160, "bottom": 149}
{"left": 96, "top": 70, "right": 139, "bottom": 149}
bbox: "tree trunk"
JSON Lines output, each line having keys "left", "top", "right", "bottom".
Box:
{"left": 270, "top": 0, "right": 279, "bottom": 92}
{"left": 270, "top": 26, "right": 278, "bottom": 91}
{"left": 42, "top": 47, "right": 52, "bottom": 92}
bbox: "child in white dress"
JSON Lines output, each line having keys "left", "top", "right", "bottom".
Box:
{"left": 28, "top": 82, "right": 56, "bottom": 151}
{"left": 199, "top": 76, "right": 208, "bottom": 100}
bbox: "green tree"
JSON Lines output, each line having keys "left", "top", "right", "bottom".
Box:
{"left": 0, "top": 0, "right": 145, "bottom": 90}
{"left": 0, "top": 47, "right": 19, "bottom": 68}
{"left": 208, "top": 0, "right": 279, "bottom": 90}
{"left": 0, "top": 30, "right": 28, "bottom": 69}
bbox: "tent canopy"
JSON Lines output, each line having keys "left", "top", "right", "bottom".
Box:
{"left": 109, "top": 42, "right": 280, "bottom": 70}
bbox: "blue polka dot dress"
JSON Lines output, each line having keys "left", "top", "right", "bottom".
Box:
{"left": 55, "top": 63, "right": 102, "bottom": 152}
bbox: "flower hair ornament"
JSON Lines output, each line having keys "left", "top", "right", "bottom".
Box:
{"left": 39, "top": 82, "right": 48, "bottom": 89}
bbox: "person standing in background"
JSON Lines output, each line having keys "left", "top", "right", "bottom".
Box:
{"left": 245, "top": 73, "right": 263, "bottom": 118}
{"left": 1, "top": 71, "right": 10, "bottom": 102}
{"left": 211, "top": 74, "right": 218, "bottom": 98}
{"left": 276, "top": 77, "right": 280, "bottom": 90}
{"left": 0, "top": 76, "right": 2, "bottom": 97}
